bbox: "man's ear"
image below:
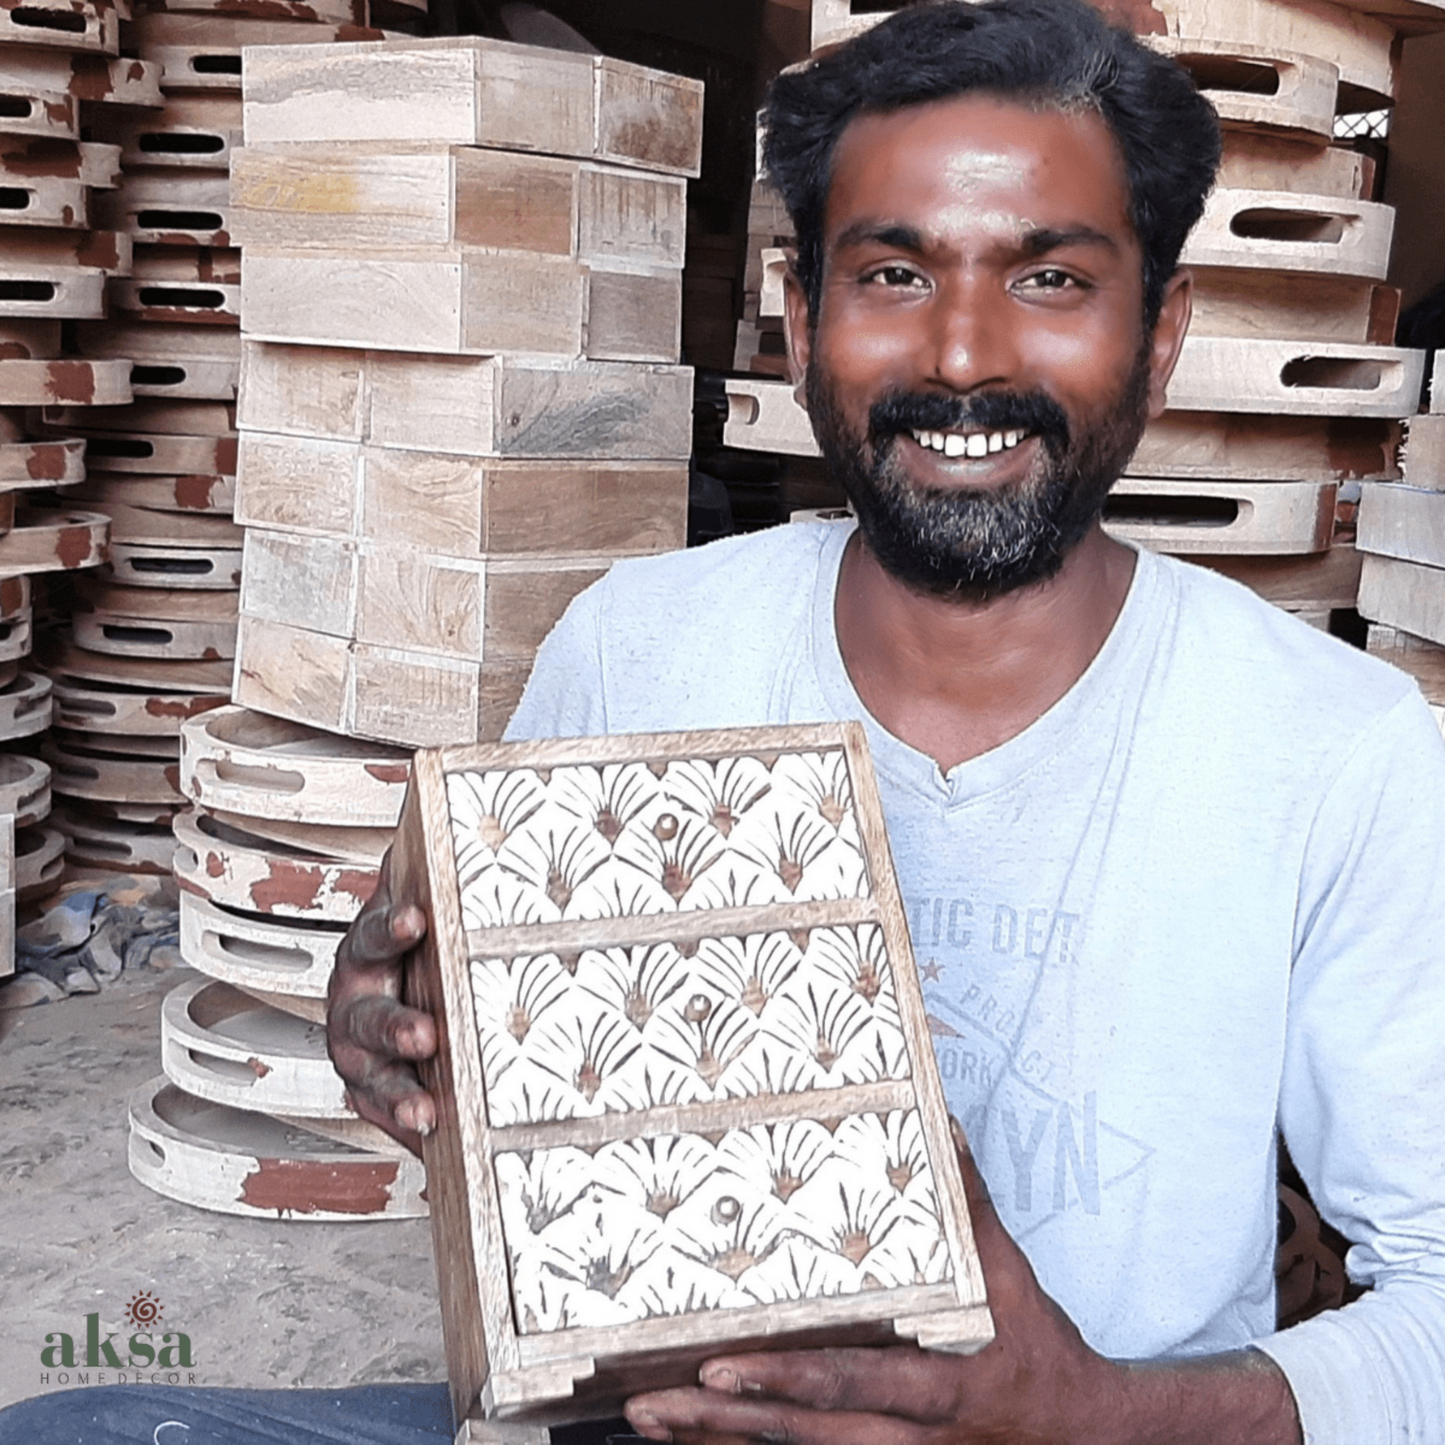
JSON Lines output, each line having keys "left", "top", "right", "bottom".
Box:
{"left": 782, "top": 263, "right": 813, "bottom": 408}
{"left": 1145, "top": 268, "right": 1192, "bottom": 421}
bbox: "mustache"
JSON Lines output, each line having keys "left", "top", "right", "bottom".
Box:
{"left": 868, "top": 390, "right": 1070, "bottom": 449}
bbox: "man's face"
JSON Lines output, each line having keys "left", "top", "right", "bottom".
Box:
{"left": 786, "top": 94, "right": 1187, "bottom": 599}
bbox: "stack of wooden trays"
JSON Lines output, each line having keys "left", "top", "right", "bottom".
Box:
{"left": 728, "top": 0, "right": 1445, "bottom": 631}
{"left": 129, "top": 702, "right": 427, "bottom": 1218}
{"left": 226, "top": 36, "right": 700, "bottom": 748}
{"left": 1357, "top": 353, "right": 1445, "bottom": 725}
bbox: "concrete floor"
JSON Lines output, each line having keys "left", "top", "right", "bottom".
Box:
{"left": 0, "top": 964, "right": 445, "bottom": 1413}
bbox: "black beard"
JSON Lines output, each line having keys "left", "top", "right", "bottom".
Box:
{"left": 804, "top": 352, "right": 1152, "bottom": 602}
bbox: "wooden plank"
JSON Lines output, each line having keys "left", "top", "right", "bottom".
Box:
{"left": 593, "top": 57, "right": 704, "bottom": 177}
{"left": 1404, "top": 414, "right": 1445, "bottom": 489}
{"left": 1181, "top": 188, "right": 1393, "bottom": 279}
{"left": 0, "top": 358, "right": 131, "bottom": 407}
{"left": 1358, "top": 482, "right": 1445, "bottom": 567}
{"left": 482, "top": 560, "right": 604, "bottom": 658}
{"left": 1188, "top": 270, "right": 1397, "bottom": 344}
{"left": 1157, "top": 37, "right": 1337, "bottom": 137}
{"left": 1359, "top": 552, "right": 1445, "bottom": 641}
{"left": 173, "top": 806, "right": 379, "bottom": 922}
{"left": 241, "top": 37, "right": 595, "bottom": 152}
{"left": 1130, "top": 411, "right": 1399, "bottom": 481}
{"left": 1167, "top": 338, "right": 1426, "bottom": 417}
{"left": 1216, "top": 130, "right": 1372, "bottom": 200}
{"left": 179, "top": 703, "right": 409, "bottom": 828}
{"left": 1103, "top": 478, "right": 1335, "bottom": 555}
{"left": 128, "top": 1075, "right": 427, "bottom": 1220}
{"left": 111, "top": 276, "right": 241, "bottom": 326}
{"left": 240, "top": 249, "right": 585, "bottom": 358}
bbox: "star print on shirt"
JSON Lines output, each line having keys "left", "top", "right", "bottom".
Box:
{"left": 920, "top": 960, "right": 944, "bottom": 981}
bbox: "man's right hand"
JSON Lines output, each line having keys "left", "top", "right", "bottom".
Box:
{"left": 326, "top": 848, "right": 439, "bottom": 1156}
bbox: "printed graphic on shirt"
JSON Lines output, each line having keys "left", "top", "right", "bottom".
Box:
{"left": 908, "top": 891, "right": 1152, "bottom": 1240}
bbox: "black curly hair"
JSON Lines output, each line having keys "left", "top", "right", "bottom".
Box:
{"left": 762, "top": 0, "right": 1220, "bottom": 329}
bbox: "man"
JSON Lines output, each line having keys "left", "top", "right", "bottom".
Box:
{"left": 336, "top": 1, "right": 1445, "bottom": 1442}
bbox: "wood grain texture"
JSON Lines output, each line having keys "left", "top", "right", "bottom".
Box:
{"left": 1404, "top": 415, "right": 1445, "bottom": 489}
{"left": 0, "top": 671, "right": 51, "bottom": 744}
{"left": 0, "top": 752, "right": 49, "bottom": 828}
{"left": 1156, "top": 36, "right": 1337, "bottom": 137}
{"left": 1189, "top": 271, "right": 1398, "bottom": 345}
{"left": 1192, "top": 544, "right": 1362, "bottom": 609}
{"left": 1104, "top": 478, "right": 1335, "bottom": 555}
{"left": 178, "top": 887, "right": 343, "bottom": 998}
{"left": 1359, "top": 553, "right": 1445, "bottom": 642}
{"left": 1130, "top": 411, "right": 1399, "bottom": 482}
{"left": 1216, "top": 131, "right": 1372, "bottom": 200}
{"left": 1359, "top": 482, "right": 1445, "bottom": 567}
{"left": 399, "top": 724, "right": 991, "bottom": 1428}
{"left": 0, "top": 51, "right": 162, "bottom": 106}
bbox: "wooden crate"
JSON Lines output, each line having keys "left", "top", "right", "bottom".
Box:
{"left": 391, "top": 722, "right": 992, "bottom": 1432}
{"left": 1156, "top": 36, "right": 1338, "bottom": 138}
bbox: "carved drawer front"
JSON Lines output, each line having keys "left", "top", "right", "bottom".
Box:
{"left": 395, "top": 723, "right": 992, "bottom": 1436}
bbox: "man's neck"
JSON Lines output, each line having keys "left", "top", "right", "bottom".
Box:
{"left": 833, "top": 522, "right": 1138, "bottom": 772}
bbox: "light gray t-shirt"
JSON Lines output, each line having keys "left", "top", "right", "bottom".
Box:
{"left": 507, "top": 519, "right": 1445, "bottom": 1444}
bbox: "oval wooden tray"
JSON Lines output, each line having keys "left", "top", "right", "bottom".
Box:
{"left": 43, "top": 635, "right": 234, "bottom": 691}
{"left": 0, "top": 509, "right": 109, "bottom": 579}
{"left": 0, "top": 358, "right": 132, "bottom": 409}
{"left": 51, "top": 805, "right": 178, "bottom": 874}
{"left": 49, "top": 675, "right": 227, "bottom": 735}
{"left": 15, "top": 824, "right": 65, "bottom": 903}
{"left": 73, "top": 609, "right": 237, "bottom": 661}
{"left": 0, "top": 437, "right": 85, "bottom": 487}
{"left": 174, "top": 806, "right": 379, "bottom": 922}
{"left": 180, "top": 705, "right": 409, "bottom": 827}
{"left": 51, "top": 727, "right": 180, "bottom": 759}
{"left": 204, "top": 807, "right": 391, "bottom": 866}
{"left": 98, "top": 502, "right": 244, "bottom": 549}
{"left": 106, "top": 543, "right": 242, "bottom": 589}
{"left": 0, "top": 753, "right": 51, "bottom": 827}
{"left": 41, "top": 737, "right": 184, "bottom": 804}
{"left": 161, "top": 974, "right": 349, "bottom": 1117}
{"left": 178, "top": 888, "right": 345, "bottom": 999}
{"left": 128, "top": 1076, "right": 427, "bottom": 1220}
{"left": 0, "top": 671, "right": 53, "bottom": 742}
{"left": 72, "top": 473, "right": 236, "bottom": 514}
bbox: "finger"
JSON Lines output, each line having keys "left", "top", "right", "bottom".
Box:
{"left": 341, "top": 1058, "right": 436, "bottom": 1150}
{"left": 697, "top": 1349, "right": 959, "bottom": 1423}
{"left": 343, "top": 899, "right": 428, "bottom": 974}
{"left": 334, "top": 992, "right": 437, "bottom": 1063}
{"left": 626, "top": 1387, "right": 920, "bottom": 1445}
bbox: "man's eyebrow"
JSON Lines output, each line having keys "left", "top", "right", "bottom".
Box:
{"left": 1021, "top": 225, "right": 1120, "bottom": 257}
{"left": 831, "top": 220, "right": 926, "bottom": 252}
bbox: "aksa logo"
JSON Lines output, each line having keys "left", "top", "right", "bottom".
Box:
{"left": 40, "top": 1294, "right": 200, "bottom": 1388}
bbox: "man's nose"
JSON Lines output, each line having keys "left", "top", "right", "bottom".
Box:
{"left": 923, "top": 276, "right": 1019, "bottom": 394}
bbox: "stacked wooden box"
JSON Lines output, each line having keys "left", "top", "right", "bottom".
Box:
{"left": 227, "top": 36, "right": 700, "bottom": 749}
{"left": 727, "top": 0, "right": 1445, "bottom": 630}
{"left": 0, "top": 14, "right": 160, "bottom": 943}
{"left": 1357, "top": 353, "right": 1445, "bottom": 724}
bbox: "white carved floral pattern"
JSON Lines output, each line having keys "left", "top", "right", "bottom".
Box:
{"left": 471, "top": 924, "right": 908, "bottom": 1125}
{"left": 495, "top": 1111, "right": 951, "bottom": 1333}
{"left": 446, "top": 752, "right": 868, "bottom": 931}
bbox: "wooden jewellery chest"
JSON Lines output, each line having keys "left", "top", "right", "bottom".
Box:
{"left": 392, "top": 722, "right": 993, "bottom": 1437}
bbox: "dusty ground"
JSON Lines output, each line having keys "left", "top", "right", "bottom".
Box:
{"left": 0, "top": 964, "right": 446, "bottom": 1412}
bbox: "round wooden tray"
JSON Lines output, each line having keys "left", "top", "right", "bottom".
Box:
{"left": 0, "top": 605, "right": 32, "bottom": 664}
{"left": 0, "top": 437, "right": 86, "bottom": 488}
{"left": 128, "top": 1076, "right": 427, "bottom": 1220}
{"left": 204, "top": 807, "right": 391, "bottom": 866}
{"left": 161, "top": 974, "right": 349, "bottom": 1117}
{"left": 41, "top": 736, "right": 185, "bottom": 805}
{"left": 0, "top": 358, "right": 132, "bottom": 409}
{"left": 51, "top": 805, "right": 178, "bottom": 874}
{"left": 15, "top": 824, "right": 65, "bottom": 903}
{"left": 73, "top": 576, "right": 239, "bottom": 621}
{"left": 49, "top": 674, "right": 227, "bottom": 736}
{"left": 72, "top": 473, "right": 236, "bottom": 515}
{"left": 174, "top": 807, "right": 379, "bottom": 922}
{"left": 178, "top": 888, "right": 346, "bottom": 999}
{"left": 0, "top": 753, "right": 51, "bottom": 827}
{"left": 51, "top": 727, "right": 180, "bottom": 759}
{"left": 72, "top": 609, "right": 237, "bottom": 661}
{"left": 44, "top": 636, "right": 234, "bottom": 692}
{"left": 105, "top": 543, "right": 242, "bottom": 589}
{"left": 180, "top": 705, "right": 409, "bottom": 827}
{"left": 0, "top": 671, "right": 54, "bottom": 743}
{"left": 98, "top": 503, "right": 244, "bottom": 549}
{"left": 0, "top": 509, "right": 109, "bottom": 579}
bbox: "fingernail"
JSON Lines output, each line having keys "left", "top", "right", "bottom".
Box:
{"left": 629, "top": 1410, "right": 671, "bottom": 1442}
{"left": 701, "top": 1364, "right": 740, "bottom": 1393}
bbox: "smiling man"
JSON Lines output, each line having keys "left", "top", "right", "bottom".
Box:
{"left": 327, "top": 2, "right": 1445, "bottom": 1443}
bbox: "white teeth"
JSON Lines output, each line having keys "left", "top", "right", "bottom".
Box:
{"left": 912, "top": 428, "right": 1028, "bottom": 456}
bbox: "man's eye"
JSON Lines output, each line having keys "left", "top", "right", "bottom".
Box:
{"left": 865, "top": 266, "right": 925, "bottom": 288}
{"left": 1021, "top": 269, "right": 1078, "bottom": 290}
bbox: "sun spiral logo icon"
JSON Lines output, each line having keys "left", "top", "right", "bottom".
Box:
{"left": 125, "top": 1291, "right": 164, "bottom": 1329}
